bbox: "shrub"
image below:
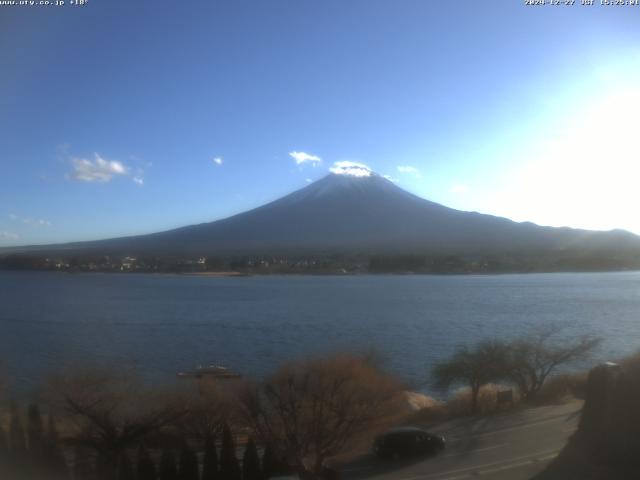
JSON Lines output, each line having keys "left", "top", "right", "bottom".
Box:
{"left": 446, "top": 384, "right": 519, "bottom": 416}
{"left": 536, "top": 373, "right": 588, "bottom": 404}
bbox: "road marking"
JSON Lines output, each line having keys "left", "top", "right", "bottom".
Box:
{"left": 443, "top": 443, "right": 506, "bottom": 458}
{"left": 396, "top": 448, "right": 561, "bottom": 480}
{"left": 446, "top": 414, "right": 578, "bottom": 442}
{"left": 438, "top": 452, "right": 558, "bottom": 479}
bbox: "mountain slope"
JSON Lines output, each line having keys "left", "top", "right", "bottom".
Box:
{"left": 4, "top": 173, "right": 640, "bottom": 257}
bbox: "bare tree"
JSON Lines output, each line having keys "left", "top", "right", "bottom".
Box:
{"left": 47, "top": 366, "right": 186, "bottom": 479}
{"left": 239, "top": 354, "right": 402, "bottom": 480}
{"left": 504, "top": 325, "right": 600, "bottom": 402}
{"left": 432, "top": 340, "right": 507, "bottom": 413}
{"left": 172, "top": 381, "right": 232, "bottom": 447}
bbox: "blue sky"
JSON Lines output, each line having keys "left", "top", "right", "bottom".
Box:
{"left": 2, "top": 0, "right": 640, "bottom": 246}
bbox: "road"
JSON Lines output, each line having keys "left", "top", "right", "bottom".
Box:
{"left": 340, "top": 401, "right": 582, "bottom": 480}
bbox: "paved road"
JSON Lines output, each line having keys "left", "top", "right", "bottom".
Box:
{"left": 340, "top": 401, "right": 583, "bottom": 480}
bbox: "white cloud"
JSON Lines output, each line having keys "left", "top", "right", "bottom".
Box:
{"left": 69, "top": 153, "right": 129, "bottom": 182}
{"left": 290, "top": 151, "right": 322, "bottom": 165}
{"left": 213, "top": 157, "right": 223, "bottom": 165}
{"left": 24, "top": 218, "right": 51, "bottom": 227}
{"left": 0, "top": 231, "right": 19, "bottom": 241}
{"left": 397, "top": 165, "right": 421, "bottom": 177}
{"left": 329, "top": 161, "right": 373, "bottom": 177}
{"left": 133, "top": 166, "right": 146, "bottom": 186}
{"left": 383, "top": 174, "right": 399, "bottom": 183}
{"left": 305, "top": 178, "right": 312, "bottom": 183}
{"left": 9, "top": 214, "right": 51, "bottom": 227}
{"left": 451, "top": 184, "right": 470, "bottom": 194}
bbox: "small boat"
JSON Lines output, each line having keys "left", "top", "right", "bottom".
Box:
{"left": 177, "top": 365, "right": 242, "bottom": 379}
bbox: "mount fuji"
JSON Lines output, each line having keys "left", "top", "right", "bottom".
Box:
{"left": 3, "top": 172, "right": 640, "bottom": 259}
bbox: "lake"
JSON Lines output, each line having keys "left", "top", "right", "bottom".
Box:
{"left": 1, "top": 270, "right": 639, "bottom": 396}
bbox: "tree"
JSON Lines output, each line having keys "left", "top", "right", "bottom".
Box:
{"left": 27, "top": 404, "right": 50, "bottom": 479}
{"left": 7, "top": 402, "right": 27, "bottom": 476}
{"left": 159, "top": 449, "right": 178, "bottom": 480}
{"left": 41, "top": 414, "right": 68, "bottom": 480}
{"left": 118, "top": 454, "right": 135, "bottom": 480}
{"left": 219, "top": 425, "right": 241, "bottom": 480}
{"left": 9, "top": 402, "right": 26, "bottom": 453}
{"left": 261, "top": 444, "right": 287, "bottom": 480}
{"left": 240, "top": 354, "right": 401, "bottom": 479}
{"left": 174, "top": 382, "right": 230, "bottom": 447}
{"left": 137, "top": 446, "right": 157, "bottom": 480}
{"left": 49, "top": 367, "right": 186, "bottom": 479}
{"left": 242, "top": 438, "right": 261, "bottom": 480}
{"left": 178, "top": 443, "right": 199, "bottom": 480}
{"left": 205, "top": 257, "right": 226, "bottom": 271}
{"left": 201, "top": 436, "right": 218, "bottom": 480}
{"left": 96, "top": 451, "right": 113, "bottom": 480}
{"left": 504, "top": 325, "right": 600, "bottom": 401}
{"left": 432, "top": 341, "right": 507, "bottom": 414}
{"left": 27, "top": 404, "right": 45, "bottom": 456}
{"left": 73, "top": 446, "right": 95, "bottom": 480}
{"left": 0, "top": 423, "right": 10, "bottom": 478}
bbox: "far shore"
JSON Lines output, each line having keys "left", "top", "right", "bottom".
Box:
{"left": 3, "top": 268, "right": 640, "bottom": 277}
{"left": 179, "top": 271, "right": 252, "bottom": 277}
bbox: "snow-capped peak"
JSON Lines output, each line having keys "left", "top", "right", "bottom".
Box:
{"left": 328, "top": 161, "right": 373, "bottom": 177}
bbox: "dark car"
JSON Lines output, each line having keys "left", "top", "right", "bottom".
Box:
{"left": 374, "top": 427, "right": 445, "bottom": 459}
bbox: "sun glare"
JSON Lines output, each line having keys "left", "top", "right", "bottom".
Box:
{"left": 490, "top": 84, "right": 640, "bottom": 234}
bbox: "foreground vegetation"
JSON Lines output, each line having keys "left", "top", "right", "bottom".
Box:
{"left": 0, "top": 327, "right": 602, "bottom": 480}
{"left": 0, "top": 355, "right": 403, "bottom": 480}
{"left": 433, "top": 325, "right": 599, "bottom": 413}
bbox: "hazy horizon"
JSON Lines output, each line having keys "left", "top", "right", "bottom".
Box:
{"left": 3, "top": 170, "right": 639, "bottom": 249}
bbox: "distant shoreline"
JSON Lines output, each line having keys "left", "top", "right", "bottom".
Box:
{"left": 2, "top": 268, "right": 640, "bottom": 278}
{"left": 179, "top": 271, "right": 252, "bottom": 277}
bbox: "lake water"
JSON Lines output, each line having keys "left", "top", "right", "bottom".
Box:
{"left": 1, "top": 271, "right": 640, "bottom": 396}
